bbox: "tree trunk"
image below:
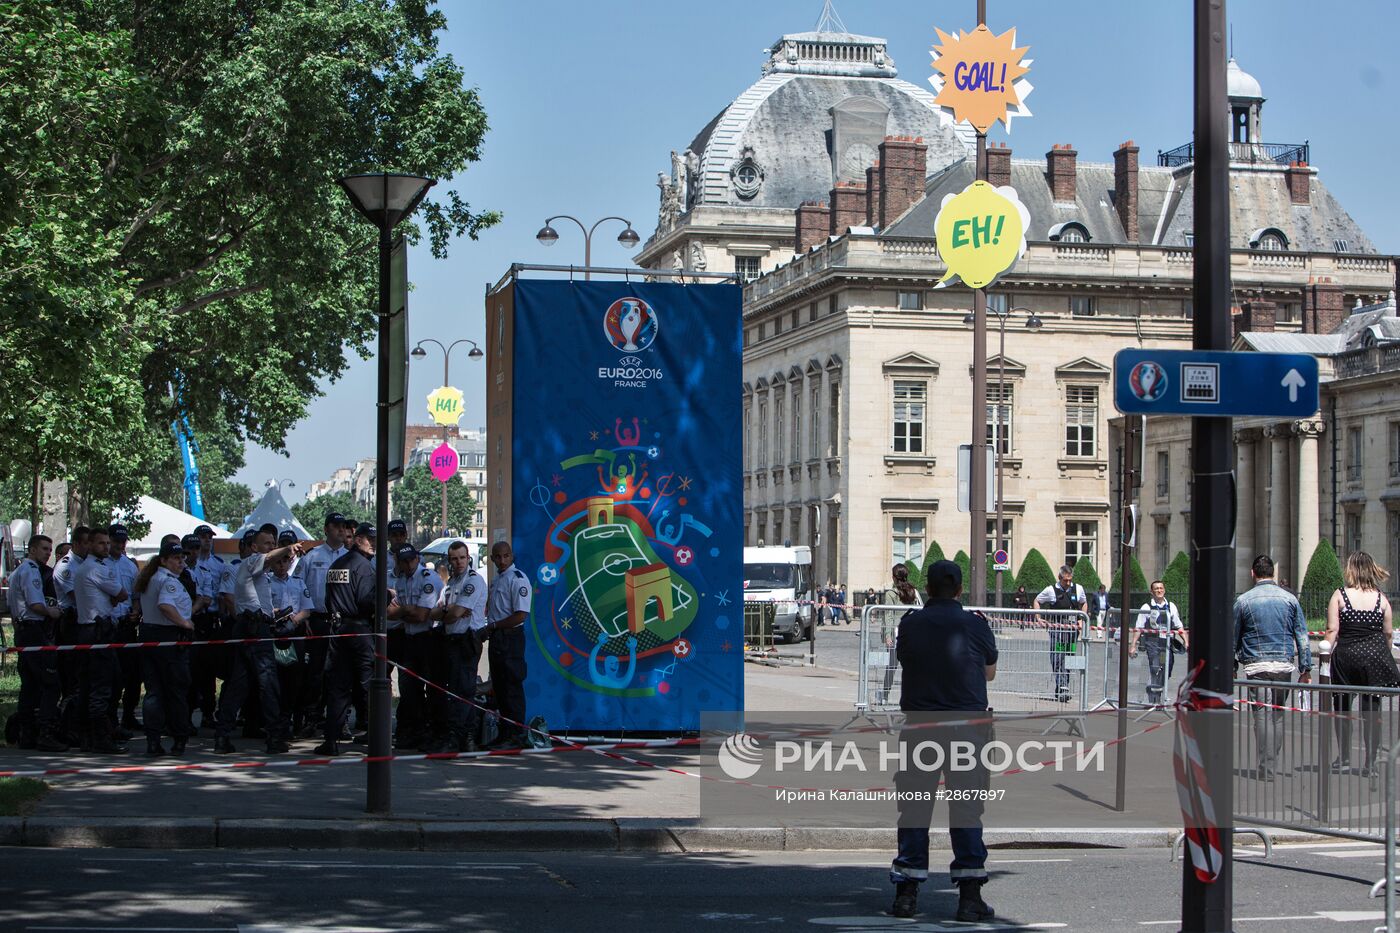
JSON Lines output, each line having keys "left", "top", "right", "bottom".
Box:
{"left": 41, "top": 478, "right": 69, "bottom": 541}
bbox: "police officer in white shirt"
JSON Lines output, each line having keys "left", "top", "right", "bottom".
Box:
{"left": 389, "top": 543, "right": 446, "bottom": 750}
{"left": 8, "top": 534, "right": 67, "bottom": 751}
{"left": 1035, "top": 565, "right": 1088, "bottom": 703}
{"left": 483, "top": 541, "right": 533, "bottom": 748}
{"left": 267, "top": 549, "right": 313, "bottom": 734}
{"left": 293, "top": 512, "right": 349, "bottom": 738}
{"left": 107, "top": 524, "right": 143, "bottom": 734}
{"left": 136, "top": 540, "right": 196, "bottom": 756}
{"left": 427, "top": 541, "right": 483, "bottom": 752}
{"left": 213, "top": 523, "right": 304, "bottom": 755}
{"left": 1129, "top": 580, "right": 1189, "bottom": 705}
{"left": 72, "top": 526, "right": 130, "bottom": 752}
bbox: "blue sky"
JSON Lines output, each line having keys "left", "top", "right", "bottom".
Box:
{"left": 236, "top": 0, "right": 1400, "bottom": 503}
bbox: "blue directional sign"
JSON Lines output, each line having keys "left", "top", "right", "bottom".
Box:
{"left": 1113, "top": 349, "right": 1319, "bottom": 417}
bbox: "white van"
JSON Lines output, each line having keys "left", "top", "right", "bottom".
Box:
{"left": 743, "top": 545, "right": 814, "bottom": 643}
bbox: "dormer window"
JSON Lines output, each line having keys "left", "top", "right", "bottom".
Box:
{"left": 1048, "top": 221, "right": 1091, "bottom": 244}
{"left": 1250, "top": 227, "right": 1289, "bottom": 251}
{"left": 731, "top": 147, "right": 765, "bottom": 199}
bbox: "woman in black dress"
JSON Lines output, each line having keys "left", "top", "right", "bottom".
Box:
{"left": 1323, "top": 550, "right": 1400, "bottom": 773}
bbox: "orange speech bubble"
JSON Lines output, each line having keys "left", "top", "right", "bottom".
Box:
{"left": 929, "top": 24, "right": 1033, "bottom": 134}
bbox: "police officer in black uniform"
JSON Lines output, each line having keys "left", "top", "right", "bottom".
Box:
{"left": 316, "top": 523, "right": 377, "bottom": 757}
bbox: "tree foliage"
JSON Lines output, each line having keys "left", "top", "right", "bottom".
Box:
{"left": 903, "top": 559, "right": 923, "bottom": 593}
{"left": 393, "top": 465, "right": 476, "bottom": 541}
{"left": 1161, "top": 550, "right": 1191, "bottom": 621}
{"left": 0, "top": 1, "right": 498, "bottom": 518}
{"left": 1017, "top": 548, "right": 1055, "bottom": 597}
{"left": 952, "top": 550, "right": 971, "bottom": 590}
{"left": 1110, "top": 555, "right": 1149, "bottom": 594}
{"left": 291, "top": 490, "right": 370, "bottom": 533}
{"left": 1302, "top": 539, "right": 1344, "bottom": 597}
{"left": 1071, "top": 557, "right": 1103, "bottom": 592}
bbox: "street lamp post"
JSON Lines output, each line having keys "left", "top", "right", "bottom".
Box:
{"left": 965, "top": 306, "right": 1042, "bottom": 606}
{"left": 535, "top": 215, "right": 640, "bottom": 279}
{"left": 337, "top": 171, "right": 436, "bottom": 815}
{"left": 411, "top": 338, "right": 483, "bottom": 536}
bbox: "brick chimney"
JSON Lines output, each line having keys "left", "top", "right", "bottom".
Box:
{"left": 877, "top": 135, "right": 927, "bottom": 227}
{"left": 794, "top": 200, "right": 830, "bottom": 253}
{"left": 1310, "top": 278, "right": 1347, "bottom": 334}
{"left": 1285, "top": 161, "right": 1311, "bottom": 205}
{"left": 1046, "top": 144, "right": 1077, "bottom": 202}
{"left": 828, "top": 181, "right": 867, "bottom": 235}
{"left": 1235, "top": 296, "right": 1278, "bottom": 335}
{"left": 986, "top": 142, "right": 1012, "bottom": 189}
{"left": 866, "top": 162, "right": 882, "bottom": 230}
{"left": 1114, "top": 140, "right": 1140, "bottom": 242}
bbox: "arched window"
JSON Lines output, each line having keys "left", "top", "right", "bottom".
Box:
{"left": 1250, "top": 227, "right": 1289, "bottom": 251}
{"left": 1049, "top": 221, "right": 1092, "bottom": 244}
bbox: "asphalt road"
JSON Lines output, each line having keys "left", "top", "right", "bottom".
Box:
{"left": 1, "top": 842, "right": 1392, "bottom": 932}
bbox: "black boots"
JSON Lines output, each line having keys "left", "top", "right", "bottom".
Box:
{"left": 890, "top": 880, "right": 918, "bottom": 918}
{"left": 955, "top": 879, "right": 994, "bottom": 922}
{"left": 213, "top": 736, "right": 237, "bottom": 754}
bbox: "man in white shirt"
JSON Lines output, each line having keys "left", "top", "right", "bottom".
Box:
{"left": 428, "top": 541, "right": 485, "bottom": 752}
{"left": 483, "top": 541, "right": 533, "bottom": 748}
{"left": 71, "top": 526, "right": 130, "bottom": 752}
{"left": 390, "top": 543, "right": 447, "bottom": 750}
{"left": 107, "top": 524, "right": 143, "bottom": 734}
{"left": 1129, "top": 580, "right": 1189, "bottom": 705}
{"left": 1035, "top": 565, "right": 1087, "bottom": 703}
{"left": 8, "top": 534, "right": 67, "bottom": 751}
{"left": 292, "top": 512, "right": 349, "bottom": 738}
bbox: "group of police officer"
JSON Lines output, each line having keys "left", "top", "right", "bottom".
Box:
{"left": 6, "top": 511, "right": 534, "bottom": 757}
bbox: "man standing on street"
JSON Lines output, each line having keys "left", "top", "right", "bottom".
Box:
{"left": 387, "top": 542, "right": 443, "bottom": 750}
{"left": 1234, "top": 554, "right": 1312, "bottom": 780}
{"left": 482, "top": 540, "right": 532, "bottom": 748}
{"left": 316, "top": 523, "right": 378, "bottom": 757}
{"left": 1036, "top": 565, "right": 1086, "bottom": 703}
{"left": 72, "top": 526, "right": 129, "bottom": 753}
{"left": 294, "top": 512, "right": 348, "bottom": 738}
{"left": 888, "top": 559, "right": 997, "bottom": 922}
{"left": 8, "top": 535, "right": 67, "bottom": 752}
{"left": 430, "top": 541, "right": 487, "bottom": 752}
{"left": 1129, "top": 580, "right": 1189, "bottom": 705}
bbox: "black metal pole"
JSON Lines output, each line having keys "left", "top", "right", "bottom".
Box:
{"left": 368, "top": 219, "right": 393, "bottom": 814}
{"left": 1116, "top": 415, "right": 1138, "bottom": 811}
{"left": 968, "top": 0, "right": 989, "bottom": 605}
{"left": 1182, "top": 0, "right": 1233, "bottom": 927}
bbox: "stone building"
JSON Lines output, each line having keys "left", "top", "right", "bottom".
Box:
{"left": 406, "top": 426, "right": 489, "bottom": 539}
{"left": 639, "top": 17, "right": 1397, "bottom": 591}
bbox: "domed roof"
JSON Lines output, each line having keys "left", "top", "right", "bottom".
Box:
{"left": 1227, "top": 57, "right": 1264, "bottom": 100}
{"left": 681, "top": 30, "right": 974, "bottom": 210}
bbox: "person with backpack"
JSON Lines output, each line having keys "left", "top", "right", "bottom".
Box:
{"left": 1129, "top": 580, "right": 1189, "bottom": 705}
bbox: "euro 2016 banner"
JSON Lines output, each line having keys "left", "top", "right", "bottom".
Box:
{"left": 504, "top": 279, "right": 743, "bottom": 733}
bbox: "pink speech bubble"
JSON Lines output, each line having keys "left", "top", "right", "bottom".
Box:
{"left": 429, "top": 442, "right": 459, "bottom": 482}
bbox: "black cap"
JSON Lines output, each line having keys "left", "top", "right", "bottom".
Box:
{"left": 181, "top": 534, "right": 201, "bottom": 551}
{"left": 158, "top": 540, "right": 183, "bottom": 559}
{"left": 340, "top": 514, "right": 358, "bottom": 529}
{"left": 325, "top": 512, "right": 345, "bottom": 528}
{"left": 241, "top": 529, "right": 258, "bottom": 543}
{"left": 354, "top": 522, "right": 376, "bottom": 539}
{"left": 109, "top": 523, "right": 129, "bottom": 539}
{"left": 278, "top": 530, "right": 298, "bottom": 546}
{"left": 395, "top": 543, "right": 418, "bottom": 561}
{"left": 388, "top": 519, "right": 407, "bottom": 534}
{"left": 194, "top": 524, "right": 214, "bottom": 537}
{"left": 926, "top": 559, "right": 962, "bottom": 590}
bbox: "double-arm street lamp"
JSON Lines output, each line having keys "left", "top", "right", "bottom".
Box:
{"left": 535, "top": 215, "right": 640, "bottom": 279}
{"left": 337, "top": 171, "right": 436, "bottom": 815}
{"left": 964, "top": 305, "right": 1043, "bottom": 606}
{"left": 411, "top": 338, "right": 483, "bottom": 535}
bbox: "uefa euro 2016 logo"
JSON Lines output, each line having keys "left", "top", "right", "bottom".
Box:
{"left": 1128, "top": 360, "right": 1168, "bottom": 403}
{"left": 604, "top": 298, "right": 658, "bottom": 353}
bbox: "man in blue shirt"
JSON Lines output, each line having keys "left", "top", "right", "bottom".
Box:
{"left": 889, "top": 559, "right": 997, "bottom": 923}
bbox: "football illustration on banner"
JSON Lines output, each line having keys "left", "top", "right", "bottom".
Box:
{"left": 429, "top": 442, "right": 459, "bottom": 482}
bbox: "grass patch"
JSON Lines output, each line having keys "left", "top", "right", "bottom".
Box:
{"left": 0, "top": 777, "right": 48, "bottom": 816}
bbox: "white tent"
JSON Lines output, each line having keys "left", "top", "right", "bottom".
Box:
{"left": 234, "top": 485, "right": 310, "bottom": 540}
{"left": 122, "top": 496, "right": 229, "bottom": 558}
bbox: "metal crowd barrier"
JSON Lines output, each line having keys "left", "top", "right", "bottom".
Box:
{"left": 742, "top": 599, "right": 814, "bottom": 667}
{"left": 1089, "top": 608, "right": 1189, "bottom": 713}
{"left": 856, "top": 604, "right": 1090, "bottom": 734}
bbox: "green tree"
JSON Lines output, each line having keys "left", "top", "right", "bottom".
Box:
{"left": 1301, "top": 539, "right": 1344, "bottom": 599}
{"left": 953, "top": 550, "right": 971, "bottom": 590}
{"left": 291, "top": 491, "right": 370, "bottom": 533}
{"left": 1110, "top": 555, "right": 1149, "bottom": 594}
{"left": 1071, "top": 557, "right": 1103, "bottom": 592}
{"left": 903, "top": 559, "right": 924, "bottom": 593}
{"left": 0, "top": 1, "right": 499, "bottom": 519}
{"left": 393, "top": 465, "right": 476, "bottom": 540}
{"left": 1161, "top": 550, "right": 1191, "bottom": 622}
{"left": 1017, "top": 548, "right": 1056, "bottom": 598}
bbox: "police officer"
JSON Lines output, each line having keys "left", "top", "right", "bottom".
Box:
{"left": 136, "top": 540, "right": 194, "bottom": 756}
{"left": 293, "top": 512, "right": 348, "bottom": 738}
{"left": 52, "top": 526, "right": 90, "bottom": 723}
{"left": 387, "top": 519, "right": 410, "bottom": 554}
{"left": 316, "top": 522, "right": 377, "bottom": 757}
{"left": 194, "top": 524, "right": 225, "bottom": 596}
{"left": 888, "top": 560, "right": 998, "bottom": 922}
{"left": 72, "top": 526, "right": 130, "bottom": 752}
{"left": 186, "top": 528, "right": 225, "bottom": 733}
{"left": 388, "top": 543, "right": 445, "bottom": 749}
{"left": 278, "top": 529, "right": 302, "bottom": 575}
{"left": 107, "top": 524, "right": 143, "bottom": 734}
{"left": 7, "top": 535, "right": 68, "bottom": 752}
{"left": 482, "top": 541, "right": 532, "bottom": 749}
{"left": 213, "top": 523, "right": 303, "bottom": 754}
{"left": 430, "top": 541, "right": 486, "bottom": 752}
{"left": 1036, "top": 564, "right": 1087, "bottom": 703}
{"left": 267, "top": 546, "right": 313, "bottom": 733}
{"left": 1129, "top": 580, "right": 1189, "bottom": 705}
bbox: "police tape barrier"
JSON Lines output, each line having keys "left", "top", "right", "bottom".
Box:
{"left": 2, "top": 631, "right": 388, "bottom": 653}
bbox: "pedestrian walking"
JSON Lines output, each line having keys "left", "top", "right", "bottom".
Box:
{"left": 135, "top": 540, "right": 194, "bottom": 756}
{"left": 483, "top": 541, "right": 532, "bottom": 748}
{"left": 1128, "top": 581, "right": 1188, "bottom": 705}
{"left": 1233, "top": 554, "right": 1311, "bottom": 780}
{"left": 1035, "top": 565, "right": 1086, "bottom": 703}
{"left": 888, "top": 559, "right": 996, "bottom": 922}
{"left": 1323, "top": 550, "right": 1399, "bottom": 775}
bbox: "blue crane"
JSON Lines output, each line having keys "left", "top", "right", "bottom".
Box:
{"left": 170, "top": 377, "right": 206, "bottom": 520}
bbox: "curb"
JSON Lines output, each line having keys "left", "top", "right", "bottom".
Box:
{"left": 0, "top": 817, "right": 1336, "bottom": 852}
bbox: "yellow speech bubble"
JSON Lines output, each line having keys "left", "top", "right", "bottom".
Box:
{"left": 933, "top": 180, "right": 1030, "bottom": 289}
{"left": 427, "top": 385, "right": 464, "bottom": 427}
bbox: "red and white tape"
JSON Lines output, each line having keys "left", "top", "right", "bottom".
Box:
{"left": 3, "top": 632, "right": 386, "bottom": 654}
{"left": 1173, "top": 661, "right": 1233, "bottom": 884}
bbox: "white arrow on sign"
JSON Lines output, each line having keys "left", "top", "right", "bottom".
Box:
{"left": 1281, "top": 368, "right": 1307, "bottom": 403}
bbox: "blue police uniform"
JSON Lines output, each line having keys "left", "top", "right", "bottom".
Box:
{"left": 294, "top": 541, "right": 346, "bottom": 736}
{"left": 389, "top": 561, "right": 444, "bottom": 749}
{"left": 485, "top": 562, "right": 532, "bottom": 744}
{"left": 7, "top": 558, "right": 62, "bottom": 746}
{"left": 72, "top": 554, "right": 127, "bottom": 746}
{"left": 139, "top": 566, "right": 194, "bottom": 752}
{"left": 214, "top": 551, "right": 292, "bottom": 751}
{"left": 439, "top": 564, "right": 486, "bottom": 750}
{"left": 318, "top": 541, "right": 377, "bottom": 753}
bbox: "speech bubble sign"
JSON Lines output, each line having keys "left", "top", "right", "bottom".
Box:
{"left": 933, "top": 180, "right": 1030, "bottom": 290}
{"left": 426, "top": 385, "right": 464, "bottom": 427}
{"left": 429, "top": 442, "right": 459, "bottom": 482}
{"left": 929, "top": 24, "right": 1034, "bottom": 134}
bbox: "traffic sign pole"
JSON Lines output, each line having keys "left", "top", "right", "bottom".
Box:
{"left": 1182, "top": 0, "right": 1234, "bottom": 928}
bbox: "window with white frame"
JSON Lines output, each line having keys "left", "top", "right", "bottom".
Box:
{"left": 774, "top": 395, "right": 784, "bottom": 466}
{"left": 1071, "top": 296, "right": 1097, "bottom": 317}
{"left": 1065, "top": 385, "right": 1098, "bottom": 457}
{"left": 1058, "top": 224, "right": 1088, "bottom": 243}
{"left": 828, "top": 380, "right": 841, "bottom": 456}
{"left": 1254, "top": 230, "right": 1288, "bottom": 251}
{"left": 897, "top": 291, "right": 924, "bottom": 311}
{"left": 892, "top": 380, "right": 926, "bottom": 454}
{"left": 1347, "top": 426, "right": 1363, "bottom": 483}
{"left": 986, "top": 518, "right": 1013, "bottom": 559}
{"left": 791, "top": 388, "right": 801, "bottom": 463}
{"left": 757, "top": 401, "right": 768, "bottom": 468}
{"left": 1346, "top": 510, "right": 1363, "bottom": 558}
{"left": 987, "top": 293, "right": 1008, "bottom": 315}
{"left": 892, "top": 517, "right": 926, "bottom": 566}
{"left": 810, "top": 384, "right": 821, "bottom": 459}
{"left": 986, "top": 383, "right": 1013, "bottom": 455}
{"left": 1156, "top": 450, "right": 1170, "bottom": 499}
{"left": 735, "top": 255, "right": 761, "bottom": 282}
{"left": 1065, "top": 520, "right": 1098, "bottom": 568}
